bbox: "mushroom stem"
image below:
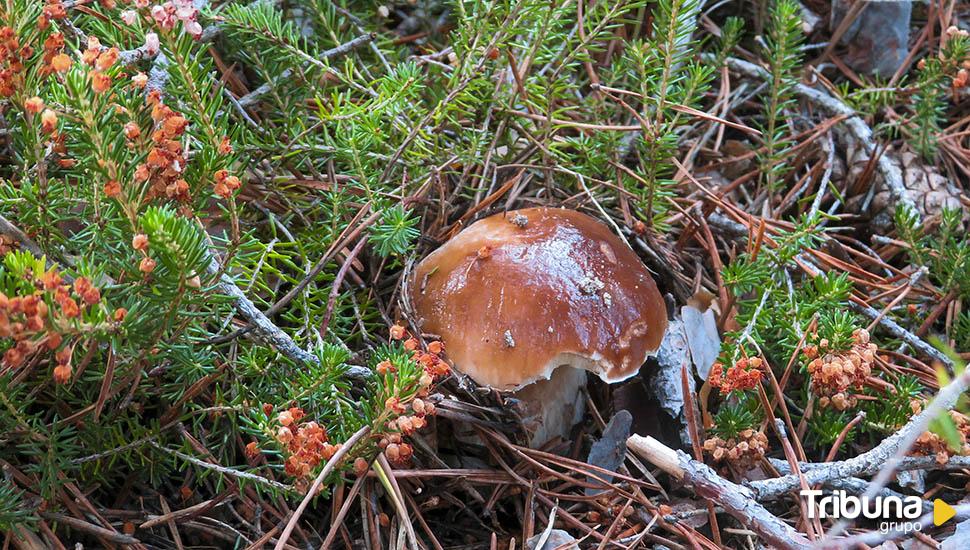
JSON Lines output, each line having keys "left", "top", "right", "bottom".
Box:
{"left": 512, "top": 366, "right": 588, "bottom": 446}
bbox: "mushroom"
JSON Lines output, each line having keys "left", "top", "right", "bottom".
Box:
{"left": 409, "top": 207, "right": 667, "bottom": 445}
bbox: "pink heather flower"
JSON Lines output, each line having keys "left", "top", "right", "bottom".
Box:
{"left": 134, "top": 0, "right": 149, "bottom": 7}
{"left": 151, "top": 5, "right": 175, "bottom": 29}
{"left": 184, "top": 20, "right": 202, "bottom": 38}
{"left": 144, "top": 32, "right": 159, "bottom": 55}
{"left": 120, "top": 10, "right": 137, "bottom": 25}
{"left": 148, "top": 0, "right": 201, "bottom": 39}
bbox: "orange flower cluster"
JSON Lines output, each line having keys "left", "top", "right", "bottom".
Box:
{"left": 274, "top": 407, "right": 342, "bottom": 479}
{"left": 40, "top": 32, "right": 70, "bottom": 77}
{"left": 805, "top": 328, "right": 876, "bottom": 410}
{"left": 24, "top": 96, "right": 43, "bottom": 113}
{"left": 40, "top": 109, "right": 58, "bottom": 134}
{"left": 703, "top": 429, "right": 769, "bottom": 470}
{"left": 131, "top": 233, "right": 157, "bottom": 274}
{"left": 39, "top": 0, "right": 67, "bottom": 30}
{"left": 1, "top": 293, "right": 52, "bottom": 367}
{"left": 376, "top": 391, "right": 437, "bottom": 466}
{"left": 0, "top": 27, "right": 25, "bottom": 98}
{"left": 1, "top": 24, "right": 70, "bottom": 98}
{"left": 213, "top": 169, "right": 241, "bottom": 199}
{"left": 1, "top": 268, "right": 103, "bottom": 384}
{"left": 379, "top": 403, "right": 438, "bottom": 465}
{"left": 380, "top": 434, "right": 412, "bottom": 464}
{"left": 956, "top": 69, "right": 969, "bottom": 89}
{"left": 384, "top": 394, "right": 435, "bottom": 432}
{"left": 80, "top": 36, "right": 118, "bottom": 94}
{"left": 912, "top": 411, "right": 970, "bottom": 464}
{"left": 369, "top": 325, "right": 446, "bottom": 466}
{"left": 132, "top": 96, "right": 191, "bottom": 201}
{"left": 709, "top": 356, "right": 764, "bottom": 395}
{"left": 389, "top": 323, "right": 451, "bottom": 382}
{"left": 244, "top": 440, "right": 260, "bottom": 460}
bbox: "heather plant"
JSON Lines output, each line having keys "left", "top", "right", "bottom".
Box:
{"left": 757, "top": 0, "right": 802, "bottom": 192}
{"left": 0, "top": 0, "right": 723, "bottom": 537}
{"left": 3, "top": 0, "right": 968, "bottom": 547}
{"left": 906, "top": 26, "right": 970, "bottom": 159}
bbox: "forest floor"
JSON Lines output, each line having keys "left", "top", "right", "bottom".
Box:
{"left": 2, "top": 0, "right": 970, "bottom": 549}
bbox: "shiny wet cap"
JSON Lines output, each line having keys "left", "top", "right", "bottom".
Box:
{"left": 409, "top": 207, "right": 667, "bottom": 390}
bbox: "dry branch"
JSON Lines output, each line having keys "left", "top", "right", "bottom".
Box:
{"left": 39, "top": 512, "right": 140, "bottom": 544}
{"left": 151, "top": 441, "right": 294, "bottom": 493}
{"left": 627, "top": 434, "right": 813, "bottom": 550}
{"left": 236, "top": 33, "right": 376, "bottom": 108}
{"left": 773, "top": 454, "right": 970, "bottom": 474}
{"left": 821, "top": 503, "right": 970, "bottom": 549}
{"left": 748, "top": 364, "right": 970, "bottom": 500}
{"left": 766, "top": 458, "right": 931, "bottom": 512}
{"left": 205, "top": 255, "right": 372, "bottom": 383}
{"left": 713, "top": 55, "right": 919, "bottom": 220}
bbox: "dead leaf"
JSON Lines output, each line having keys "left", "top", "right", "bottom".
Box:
{"left": 682, "top": 304, "right": 720, "bottom": 380}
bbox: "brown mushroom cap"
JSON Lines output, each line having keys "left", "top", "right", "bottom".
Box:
{"left": 409, "top": 207, "right": 667, "bottom": 390}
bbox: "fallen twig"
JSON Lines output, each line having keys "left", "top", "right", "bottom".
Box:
{"left": 771, "top": 454, "right": 970, "bottom": 474}
{"left": 205, "top": 255, "right": 372, "bottom": 383}
{"left": 139, "top": 495, "right": 232, "bottom": 530}
{"left": 747, "top": 364, "right": 970, "bottom": 501}
{"left": 151, "top": 442, "right": 294, "bottom": 493}
{"left": 714, "top": 55, "right": 918, "bottom": 220}
{"left": 236, "top": 33, "right": 375, "bottom": 108}
{"left": 820, "top": 503, "right": 970, "bottom": 549}
{"left": 39, "top": 512, "right": 140, "bottom": 544}
{"left": 627, "top": 434, "right": 813, "bottom": 550}
{"left": 766, "top": 458, "right": 931, "bottom": 512}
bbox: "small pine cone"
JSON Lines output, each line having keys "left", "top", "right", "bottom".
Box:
{"left": 849, "top": 150, "right": 966, "bottom": 230}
